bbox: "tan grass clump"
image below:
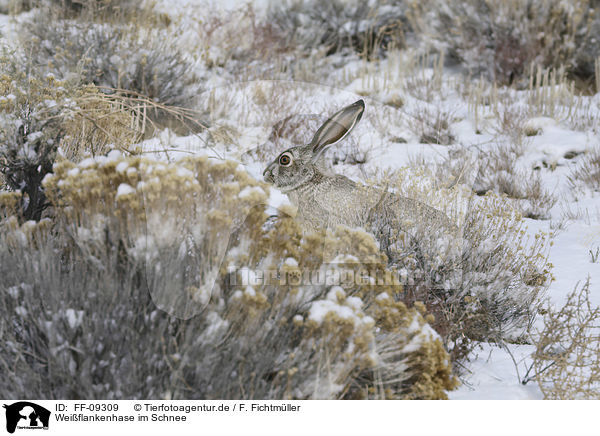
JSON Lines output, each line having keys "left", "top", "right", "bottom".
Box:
{"left": 224, "top": 211, "right": 458, "bottom": 399}
{"left": 0, "top": 55, "right": 142, "bottom": 158}
{"left": 43, "top": 154, "right": 269, "bottom": 318}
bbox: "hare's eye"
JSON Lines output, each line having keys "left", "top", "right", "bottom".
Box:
{"left": 279, "top": 152, "right": 292, "bottom": 167}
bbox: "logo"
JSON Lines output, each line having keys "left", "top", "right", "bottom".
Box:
{"left": 3, "top": 402, "right": 50, "bottom": 434}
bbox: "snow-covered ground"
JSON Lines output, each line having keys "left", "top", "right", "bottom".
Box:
{"left": 2, "top": 0, "right": 599, "bottom": 399}
{"left": 449, "top": 343, "right": 543, "bottom": 400}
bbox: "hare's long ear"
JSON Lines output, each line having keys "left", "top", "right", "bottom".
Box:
{"left": 309, "top": 99, "right": 364, "bottom": 159}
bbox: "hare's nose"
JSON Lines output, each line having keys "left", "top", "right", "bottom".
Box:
{"left": 263, "top": 167, "right": 273, "bottom": 182}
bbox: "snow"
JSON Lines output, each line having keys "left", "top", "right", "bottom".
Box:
{"left": 545, "top": 220, "right": 600, "bottom": 308}
{"left": 326, "top": 286, "right": 345, "bottom": 301}
{"left": 106, "top": 149, "right": 123, "bottom": 160}
{"left": 345, "top": 296, "right": 363, "bottom": 311}
{"left": 523, "top": 116, "right": 558, "bottom": 133}
{"left": 284, "top": 257, "right": 298, "bottom": 267}
{"left": 67, "top": 167, "right": 80, "bottom": 177}
{"left": 308, "top": 287, "right": 372, "bottom": 327}
{"left": 64, "top": 308, "right": 84, "bottom": 329}
{"left": 449, "top": 343, "right": 544, "bottom": 400}
{"left": 115, "top": 161, "right": 129, "bottom": 173}
{"left": 308, "top": 299, "right": 356, "bottom": 324}
{"left": 238, "top": 185, "right": 264, "bottom": 199}
{"left": 79, "top": 158, "right": 96, "bottom": 168}
{"left": 116, "top": 183, "right": 135, "bottom": 198}
{"left": 7, "top": 285, "right": 19, "bottom": 298}
{"left": 176, "top": 166, "right": 194, "bottom": 178}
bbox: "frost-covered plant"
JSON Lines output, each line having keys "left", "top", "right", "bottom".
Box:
{"left": 471, "top": 145, "right": 557, "bottom": 219}
{"left": 0, "top": 112, "right": 59, "bottom": 222}
{"left": 23, "top": 13, "right": 198, "bottom": 107}
{"left": 0, "top": 155, "right": 457, "bottom": 399}
{"left": 27, "top": 0, "right": 161, "bottom": 25}
{"left": 410, "top": 106, "right": 455, "bottom": 145}
{"left": 192, "top": 4, "right": 291, "bottom": 72}
{"left": 0, "top": 52, "right": 145, "bottom": 219}
{"left": 0, "top": 57, "right": 65, "bottom": 221}
{"left": 372, "top": 167, "right": 553, "bottom": 363}
{"left": 44, "top": 0, "right": 144, "bottom": 15}
{"left": 0, "top": 0, "right": 34, "bottom": 14}
{"left": 431, "top": 145, "right": 556, "bottom": 220}
{"left": 568, "top": 146, "right": 600, "bottom": 193}
{"left": 42, "top": 154, "right": 268, "bottom": 319}
{"left": 533, "top": 279, "right": 600, "bottom": 399}
{"left": 212, "top": 215, "right": 457, "bottom": 399}
{"left": 416, "top": 0, "right": 600, "bottom": 84}
{"left": 269, "top": 0, "right": 409, "bottom": 59}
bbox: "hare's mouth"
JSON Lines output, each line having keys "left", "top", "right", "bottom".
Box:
{"left": 262, "top": 168, "right": 275, "bottom": 184}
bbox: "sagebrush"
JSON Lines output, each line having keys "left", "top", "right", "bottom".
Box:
{"left": 0, "top": 155, "right": 457, "bottom": 399}
{"left": 533, "top": 279, "right": 600, "bottom": 399}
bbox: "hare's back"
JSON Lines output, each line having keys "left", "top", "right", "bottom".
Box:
{"left": 369, "top": 190, "right": 455, "bottom": 232}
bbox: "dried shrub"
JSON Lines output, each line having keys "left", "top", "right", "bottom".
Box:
{"left": 410, "top": 106, "right": 455, "bottom": 145}
{"left": 0, "top": 0, "right": 34, "bottom": 14}
{"left": 494, "top": 103, "right": 529, "bottom": 142}
{"left": 373, "top": 168, "right": 553, "bottom": 365}
{"left": 0, "top": 155, "right": 457, "bottom": 399}
{"left": 401, "top": 51, "right": 447, "bottom": 103}
{"left": 568, "top": 146, "right": 600, "bottom": 192}
{"left": 433, "top": 145, "right": 557, "bottom": 219}
{"left": 58, "top": 86, "right": 145, "bottom": 158}
{"left": 30, "top": 0, "right": 166, "bottom": 25}
{"left": 0, "top": 55, "right": 65, "bottom": 221}
{"left": 473, "top": 145, "right": 557, "bottom": 219}
{"left": 416, "top": 0, "right": 600, "bottom": 85}
{"left": 0, "top": 116, "right": 60, "bottom": 220}
{"left": 533, "top": 279, "right": 600, "bottom": 399}
{"left": 467, "top": 67, "right": 598, "bottom": 136}
{"left": 223, "top": 215, "right": 457, "bottom": 399}
{"left": 269, "top": 0, "right": 409, "bottom": 59}
{"left": 23, "top": 12, "right": 198, "bottom": 107}
{"left": 0, "top": 53, "right": 145, "bottom": 219}
{"left": 41, "top": 155, "right": 268, "bottom": 319}
{"left": 193, "top": 4, "right": 292, "bottom": 72}
{"left": 0, "top": 191, "right": 22, "bottom": 220}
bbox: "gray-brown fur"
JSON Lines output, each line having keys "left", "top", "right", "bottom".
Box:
{"left": 263, "top": 100, "right": 455, "bottom": 249}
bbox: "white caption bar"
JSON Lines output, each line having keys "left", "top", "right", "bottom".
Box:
{"left": 0, "top": 400, "right": 597, "bottom": 436}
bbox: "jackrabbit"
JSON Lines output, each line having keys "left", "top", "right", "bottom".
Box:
{"left": 262, "top": 100, "right": 455, "bottom": 252}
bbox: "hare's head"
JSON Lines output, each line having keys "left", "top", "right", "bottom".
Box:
{"left": 263, "top": 100, "right": 364, "bottom": 192}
